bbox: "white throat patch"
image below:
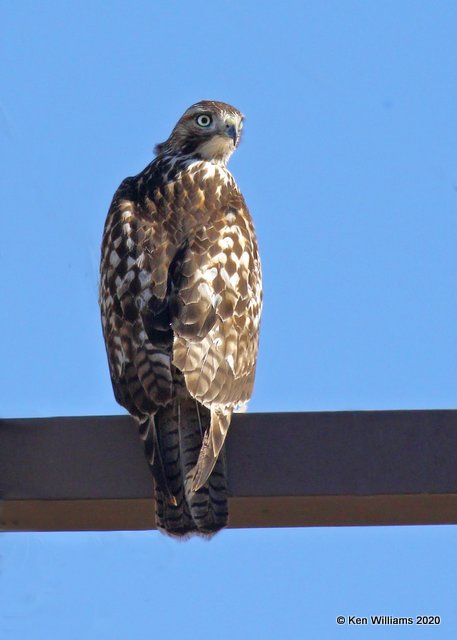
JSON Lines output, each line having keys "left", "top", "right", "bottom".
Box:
{"left": 197, "top": 135, "right": 234, "bottom": 164}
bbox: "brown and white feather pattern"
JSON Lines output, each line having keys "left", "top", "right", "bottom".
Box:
{"left": 100, "top": 100, "right": 262, "bottom": 537}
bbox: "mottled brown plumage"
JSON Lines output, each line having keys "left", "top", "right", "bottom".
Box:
{"left": 99, "top": 100, "right": 262, "bottom": 537}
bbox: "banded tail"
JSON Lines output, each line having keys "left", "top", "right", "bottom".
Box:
{"left": 141, "top": 396, "right": 228, "bottom": 538}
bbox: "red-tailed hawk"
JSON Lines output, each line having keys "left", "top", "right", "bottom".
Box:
{"left": 100, "top": 100, "right": 262, "bottom": 537}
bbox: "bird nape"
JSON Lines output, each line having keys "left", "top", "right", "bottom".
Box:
{"left": 99, "top": 100, "right": 262, "bottom": 538}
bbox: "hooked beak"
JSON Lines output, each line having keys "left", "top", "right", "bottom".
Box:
{"left": 224, "top": 120, "right": 238, "bottom": 144}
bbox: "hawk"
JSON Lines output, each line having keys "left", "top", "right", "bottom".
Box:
{"left": 99, "top": 100, "right": 262, "bottom": 537}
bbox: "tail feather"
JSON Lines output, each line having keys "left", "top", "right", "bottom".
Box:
{"left": 140, "top": 417, "right": 176, "bottom": 507}
{"left": 152, "top": 405, "right": 194, "bottom": 536}
{"left": 144, "top": 397, "right": 228, "bottom": 538}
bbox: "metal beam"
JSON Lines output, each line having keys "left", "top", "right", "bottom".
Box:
{"left": 1, "top": 410, "right": 457, "bottom": 531}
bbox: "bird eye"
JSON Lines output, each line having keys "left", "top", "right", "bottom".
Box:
{"left": 196, "top": 114, "right": 212, "bottom": 127}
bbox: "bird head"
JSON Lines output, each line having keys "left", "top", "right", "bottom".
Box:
{"left": 155, "top": 100, "right": 244, "bottom": 165}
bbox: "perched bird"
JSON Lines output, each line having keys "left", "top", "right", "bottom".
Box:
{"left": 99, "top": 100, "right": 262, "bottom": 537}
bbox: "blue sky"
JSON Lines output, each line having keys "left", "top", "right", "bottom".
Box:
{"left": 1, "top": 1, "right": 456, "bottom": 638}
